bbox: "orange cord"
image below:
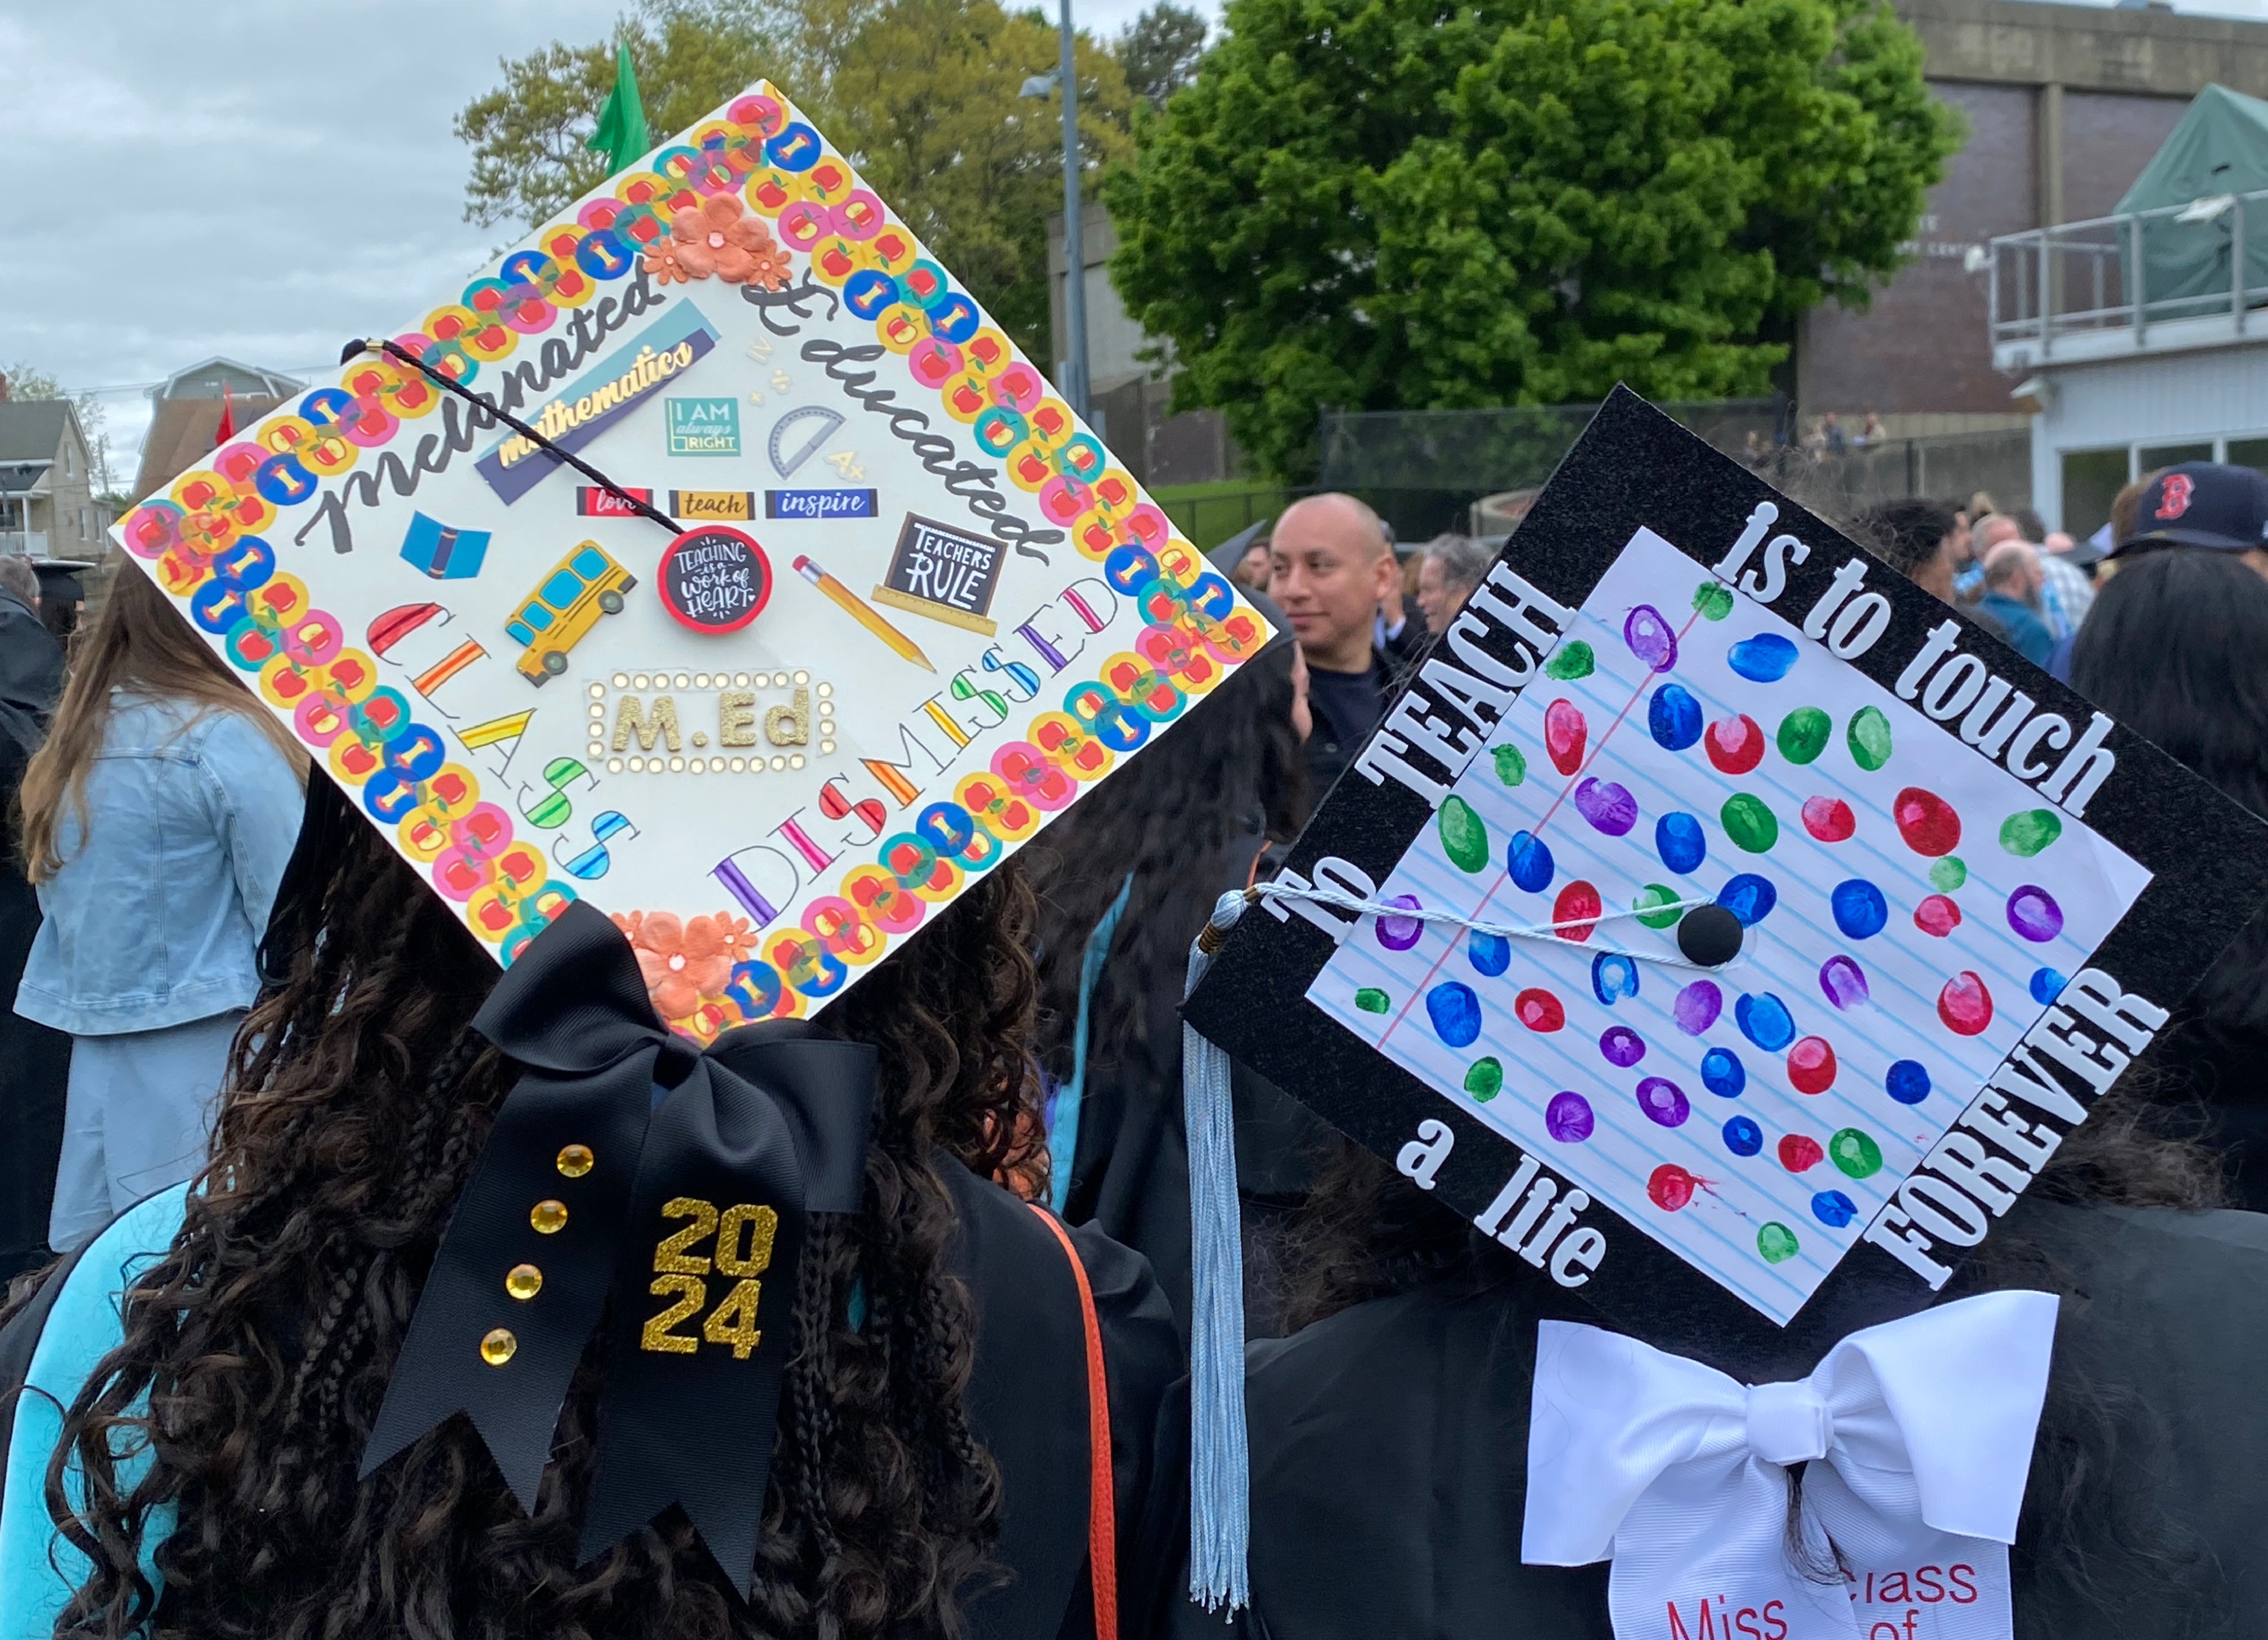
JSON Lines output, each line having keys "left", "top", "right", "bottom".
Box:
{"left": 1028, "top": 1204, "right": 1119, "bottom": 1640}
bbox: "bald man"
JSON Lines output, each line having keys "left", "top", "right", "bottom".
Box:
{"left": 1270, "top": 492, "right": 1403, "bottom": 791}
{"left": 1976, "top": 540, "right": 2055, "bottom": 667}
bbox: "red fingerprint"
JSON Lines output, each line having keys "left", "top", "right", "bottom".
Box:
{"left": 1937, "top": 971, "right": 1994, "bottom": 1035}
{"left": 1778, "top": 1134, "right": 1824, "bottom": 1173}
{"left": 1649, "top": 1164, "right": 1697, "bottom": 1211}
{"left": 1786, "top": 1036, "right": 1837, "bottom": 1094}
{"left": 1893, "top": 787, "right": 1962, "bottom": 857}
{"left": 1545, "top": 698, "right": 1587, "bottom": 776}
{"left": 1552, "top": 881, "right": 1601, "bottom": 942}
{"left": 1514, "top": 988, "right": 1567, "bottom": 1032}
{"left": 1704, "top": 714, "right": 1765, "bottom": 776}
{"left": 1914, "top": 895, "right": 1961, "bottom": 938}
{"left": 1800, "top": 796, "right": 1856, "bottom": 842}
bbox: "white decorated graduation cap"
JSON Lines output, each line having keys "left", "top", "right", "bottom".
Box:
{"left": 114, "top": 84, "right": 1268, "bottom": 1033}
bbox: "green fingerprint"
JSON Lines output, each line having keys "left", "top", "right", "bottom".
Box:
{"left": 1356, "top": 988, "right": 1391, "bottom": 1015}
{"left": 1634, "top": 884, "right": 1684, "bottom": 930}
{"left": 1545, "top": 641, "right": 1595, "bottom": 681}
{"left": 1776, "top": 706, "right": 1831, "bottom": 765}
{"left": 1464, "top": 1057, "right": 1504, "bottom": 1102}
{"left": 1929, "top": 856, "right": 1967, "bottom": 893}
{"left": 1758, "top": 1223, "right": 1801, "bottom": 1263}
{"left": 1830, "top": 1128, "right": 1883, "bottom": 1179}
{"left": 1438, "top": 795, "right": 1490, "bottom": 873}
{"left": 2000, "top": 809, "right": 2063, "bottom": 857}
{"left": 1491, "top": 744, "right": 1528, "bottom": 787}
{"left": 1847, "top": 706, "right": 1893, "bottom": 772}
{"left": 1692, "top": 581, "right": 1735, "bottom": 621}
{"left": 1720, "top": 793, "right": 1779, "bottom": 854}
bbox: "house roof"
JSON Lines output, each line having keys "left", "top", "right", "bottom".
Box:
{"left": 150, "top": 357, "right": 306, "bottom": 403}
{"left": 0, "top": 400, "right": 73, "bottom": 465}
{"left": 132, "top": 393, "right": 292, "bottom": 502}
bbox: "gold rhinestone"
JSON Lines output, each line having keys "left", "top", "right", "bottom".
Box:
{"left": 675, "top": 672, "right": 691, "bottom": 687}
{"left": 506, "top": 1264, "right": 543, "bottom": 1300}
{"left": 696, "top": 672, "right": 712, "bottom": 687}
{"left": 531, "top": 1199, "right": 569, "bottom": 1234}
{"left": 773, "top": 670, "right": 790, "bottom": 687}
{"left": 816, "top": 682, "right": 833, "bottom": 697}
{"left": 794, "top": 669, "right": 809, "bottom": 683}
{"left": 556, "top": 1143, "right": 595, "bottom": 1178}
{"left": 771, "top": 755, "right": 786, "bottom": 771}
{"left": 730, "top": 756, "right": 746, "bottom": 772}
{"left": 669, "top": 756, "right": 685, "bottom": 772}
{"left": 612, "top": 672, "right": 628, "bottom": 688}
{"left": 790, "top": 754, "right": 804, "bottom": 769}
{"left": 627, "top": 756, "right": 644, "bottom": 772}
{"left": 607, "top": 758, "right": 623, "bottom": 773}
{"left": 820, "top": 739, "right": 835, "bottom": 754}
{"left": 588, "top": 682, "right": 606, "bottom": 699}
{"left": 589, "top": 700, "right": 606, "bottom": 716}
{"left": 633, "top": 673, "right": 650, "bottom": 688}
{"left": 735, "top": 671, "right": 750, "bottom": 686}
{"left": 480, "top": 1327, "right": 518, "bottom": 1366}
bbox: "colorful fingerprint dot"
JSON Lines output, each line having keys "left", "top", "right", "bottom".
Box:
{"left": 1819, "top": 954, "right": 1870, "bottom": 1011}
{"left": 1468, "top": 930, "right": 1511, "bottom": 977}
{"left": 1675, "top": 979, "right": 1724, "bottom": 1035}
{"left": 1515, "top": 988, "right": 1567, "bottom": 1032}
{"left": 1721, "top": 793, "right": 1779, "bottom": 854}
{"left": 1801, "top": 796, "right": 1856, "bottom": 842}
{"left": 1546, "top": 1091, "right": 1595, "bottom": 1142}
{"left": 1649, "top": 1164, "right": 1698, "bottom": 1211}
{"left": 2007, "top": 885, "right": 2064, "bottom": 943}
{"left": 1914, "top": 895, "right": 1962, "bottom": 939}
{"left": 1704, "top": 714, "right": 1766, "bottom": 775}
{"left": 1375, "top": 894, "right": 1425, "bottom": 951}
{"left": 1893, "top": 787, "right": 1962, "bottom": 857}
{"left": 1847, "top": 706, "right": 1894, "bottom": 771}
{"left": 1885, "top": 1060, "right": 1930, "bottom": 1105}
{"left": 2000, "top": 808, "right": 2062, "bottom": 857}
{"left": 1600, "top": 1025, "right": 1647, "bottom": 1067}
{"left": 1554, "top": 881, "right": 1602, "bottom": 941}
{"left": 1776, "top": 706, "right": 1831, "bottom": 765}
{"left": 1437, "top": 794, "right": 1490, "bottom": 873}
{"left": 1508, "top": 830, "right": 1555, "bottom": 893}
{"left": 1634, "top": 884, "right": 1684, "bottom": 930}
{"left": 1727, "top": 633, "right": 1799, "bottom": 682}
{"left": 1811, "top": 1190, "right": 1857, "bottom": 1229}
{"left": 1717, "top": 873, "right": 1778, "bottom": 926}
{"left": 1778, "top": 1133, "right": 1825, "bottom": 1173}
{"left": 1938, "top": 971, "right": 1994, "bottom": 1035}
{"left": 1492, "top": 744, "right": 1528, "bottom": 787}
{"left": 1723, "top": 1115, "right": 1764, "bottom": 1156}
{"left": 1693, "top": 580, "right": 1735, "bottom": 620}
{"left": 1545, "top": 699, "right": 1587, "bottom": 776}
{"left": 1574, "top": 777, "right": 1640, "bottom": 836}
{"left": 1829, "top": 1127, "right": 1884, "bottom": 1179}
{"left": 1830, "top": 879, "right": 1888, "bottom": 940}
{"left": 1426, "top": 983, "right": 1482, "bottom": 1048}
{"left": 1787, "top": 1035, "right": 1837, "bottom": 1094}
{"left": 1592, "top": 952, "right": 1640, "bottom": 1005}
{"left": 1657, "top": 812, "right": 1708, "bottom": 874}
{"left": 1757, "top": 1222, "right": 1802, "bottom": 1263}
{"left": 1464, "top": 1057, "right": 1504, "bottom": 1102}
{"left": 1624, "top": 605, "right": 1678, "bottom": 672}
{"left": 1736, "top": 992, "right": 1797, "bottom": 1052}
{"left": 1701, "top": 1046, "right": 1747, "bottom": 1097}
{"left": 1545, "top": 641, "right": 1596, "bottom": 681}
{"left": 1355, "top": 988, "right": 1390, "bottom": 1014}
{"left": 2030, "top": 967, "right": 2068, "bottom": 1005}
{"left": 1649, "top": 684, "right": 1703, "bottom": 750}
{"left": 1637, "top": 1076, "right": 1691, "bottom": 1127}
{"left": 1929, "top": 855, "right": 1968, "bottom": 893}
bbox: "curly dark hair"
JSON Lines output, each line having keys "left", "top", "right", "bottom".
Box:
{"left": 33, "top": 813, "right": 1047, "bottom": 1640}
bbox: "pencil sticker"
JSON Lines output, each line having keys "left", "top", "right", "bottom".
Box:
{"left": 793, "top": 554, "right": 933, "bottom": 672}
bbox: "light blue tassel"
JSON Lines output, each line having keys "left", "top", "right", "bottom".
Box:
{"left": 1184, "top": 889, "right": 1250, "bottom": 1614}
{"left": 1048, "top": 871, "right": 1136, "bottom": 1216}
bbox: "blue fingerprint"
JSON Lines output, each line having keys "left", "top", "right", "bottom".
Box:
{"left": 1722, "top": 1115, "right": 1763, "bottom": 1157}
{"left": 1885, "top": 1060, "right": 1931, "bottom": 1106}
{"left": 1592, "top": 952, "right": 1640, "bottom": 1005}
{"left": 1727, "top": 633, "right": 1799, "bottom": 682}
{"left": 1648, "top": 683, "right": 1703, "bottom": 751}
{"left": 1735, "top": 992, "right": 1796, "bottom": 1052}
{"left": 2030, "top": 967, "right": 2068, "bottom": 1005}
{"left": 1656, "top": 812, "right": 1707, "bottom": 875}
{"left": 1716, "top": 873, "right": 1778, "bottom": 927}
{"left": 1508, "top": 830, "right": 1555, "bottom": 893}
{"left": 1426, "top": 982, "right": 1483, "bottom": 1048}
{"left": 1812, "top": 1190, "right": 1857, "bottom": 1228}
{"left": 1468, "top": 931, "right": 1511, "bottom": 977}
{"left": 1700, "top": 1047, "right": 1746, "bottom": 1098}
{"left": 1829, "top": 879, "right": 1888, "bottom": 940}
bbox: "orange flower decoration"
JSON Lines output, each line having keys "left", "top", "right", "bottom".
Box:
{"left": 641, "top": 239, "right": 700, "bottom": 285}
{"left": 745, "top": 244, "right": 794, "bottom": 292}
{"left": 626, "top": 911, "right": 734, "bottom": 1022}
{"left": 671, "top": 194, "right": 777, "bottom": 284}
{"left": 715, "top": 913, "right": 762, "bottom": 968}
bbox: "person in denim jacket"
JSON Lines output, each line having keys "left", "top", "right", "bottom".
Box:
{"left": 14, "top": 570, "right": 304, "bottom": 1251}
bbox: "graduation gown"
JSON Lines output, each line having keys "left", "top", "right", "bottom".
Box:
{"left": 0, "top": 1152, "right": 1184, "bottom": 1640}
{"left": 1178, "top": 1200, "right": 2268, "bottom": 1640}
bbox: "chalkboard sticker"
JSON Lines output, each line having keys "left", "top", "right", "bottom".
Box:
{"left": 659, "top": 526, "right": 773, "bottom": 635}
{"left": 870, "top": 512, "right": 1007, "bottom": 636}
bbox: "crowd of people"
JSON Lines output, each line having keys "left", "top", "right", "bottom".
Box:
{"left": 4, "top": 457, "right": 2268, "bottom": 1636}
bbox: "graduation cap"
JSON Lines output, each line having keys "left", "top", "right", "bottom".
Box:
{"left": 110, "top": 83, "right": 1269, "bottom": 1039}
{"left": 1182, "top": 390, "right": 2268, "bottom": 1630}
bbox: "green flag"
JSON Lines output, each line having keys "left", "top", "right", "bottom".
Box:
{"left": 586, "top": 42, "right": 650, "bottom": 177}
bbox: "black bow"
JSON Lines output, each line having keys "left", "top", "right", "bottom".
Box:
{"left": 360, "top": 900, "right": 875, "bottom": 1591}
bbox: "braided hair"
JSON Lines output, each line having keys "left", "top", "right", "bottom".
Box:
{"left": 36, "top": 809, "right": 1042, "bottom": 1640}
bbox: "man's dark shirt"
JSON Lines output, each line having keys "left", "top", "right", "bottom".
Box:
{"left": 1305, "top": 647, "right": 1397, "bottom": 798}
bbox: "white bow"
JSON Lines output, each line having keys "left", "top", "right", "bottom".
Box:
{"left": 1522, "top": 1291, "right": 2059, "bottom": 1640}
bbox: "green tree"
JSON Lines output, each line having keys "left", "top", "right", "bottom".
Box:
{"left": 1, "top": 362, "right": 116, "bottom": 495}
{"left": 1116, "top": 2, "right": 1207, "bottom": 107}
{"left": 1104, "top": 0, "right": 1962, "bottom": 480}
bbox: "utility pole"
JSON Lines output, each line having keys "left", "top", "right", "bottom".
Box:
{"left": 1056, "top": 0, "right": 1088, "bottom": 420}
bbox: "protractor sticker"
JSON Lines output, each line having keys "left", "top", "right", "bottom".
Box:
{"left": 769, "top": 406, "right": 845, "bottom": 479}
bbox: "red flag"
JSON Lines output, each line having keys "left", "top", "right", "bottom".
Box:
{"left": 213, "top": 384, "right": 235, "bottom": 446}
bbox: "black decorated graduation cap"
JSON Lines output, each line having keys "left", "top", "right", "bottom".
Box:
{"left": 1186, "top": 388, "right": 2268, "bottom": 1380}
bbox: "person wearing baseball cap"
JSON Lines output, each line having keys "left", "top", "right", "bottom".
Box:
{"left": 2112, "top": 461, "right": 2268, "bottom": 565}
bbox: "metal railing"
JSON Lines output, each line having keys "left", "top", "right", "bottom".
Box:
{"left": 1991, "top": 186, "right": 2268, "bottom": 355}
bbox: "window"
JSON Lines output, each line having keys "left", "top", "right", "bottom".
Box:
{"left": 517, "top": 600, "right": 555, "bottom": 633}
{"left": 570, "top": 546, "right": 610, "bottom": 579}
{"left": 2136, "top": 441, "right": 2212, "bottom": 474}
{"left": 2228, "top": 436, "right": 2268, "bottom": 475}
{"left": 540, "top": 570, "right": 584, "bottom": 609}
{"left": 2060, "top": 447, "right": 2127, "bottom": 541}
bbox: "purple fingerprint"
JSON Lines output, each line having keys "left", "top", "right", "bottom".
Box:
{"left": 1376, "top": 894, "right": 1425, "bottom": 952}
{"left": 1673, "top": 980, "right": 1722, "bottom": 1035}
{"left": 1573, "top": 778, "right": 1639, "bottom": 837}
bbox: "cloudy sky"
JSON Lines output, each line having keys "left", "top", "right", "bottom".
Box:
{"left": 0, "top": 0, "right": 2260, "bottom": 488}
